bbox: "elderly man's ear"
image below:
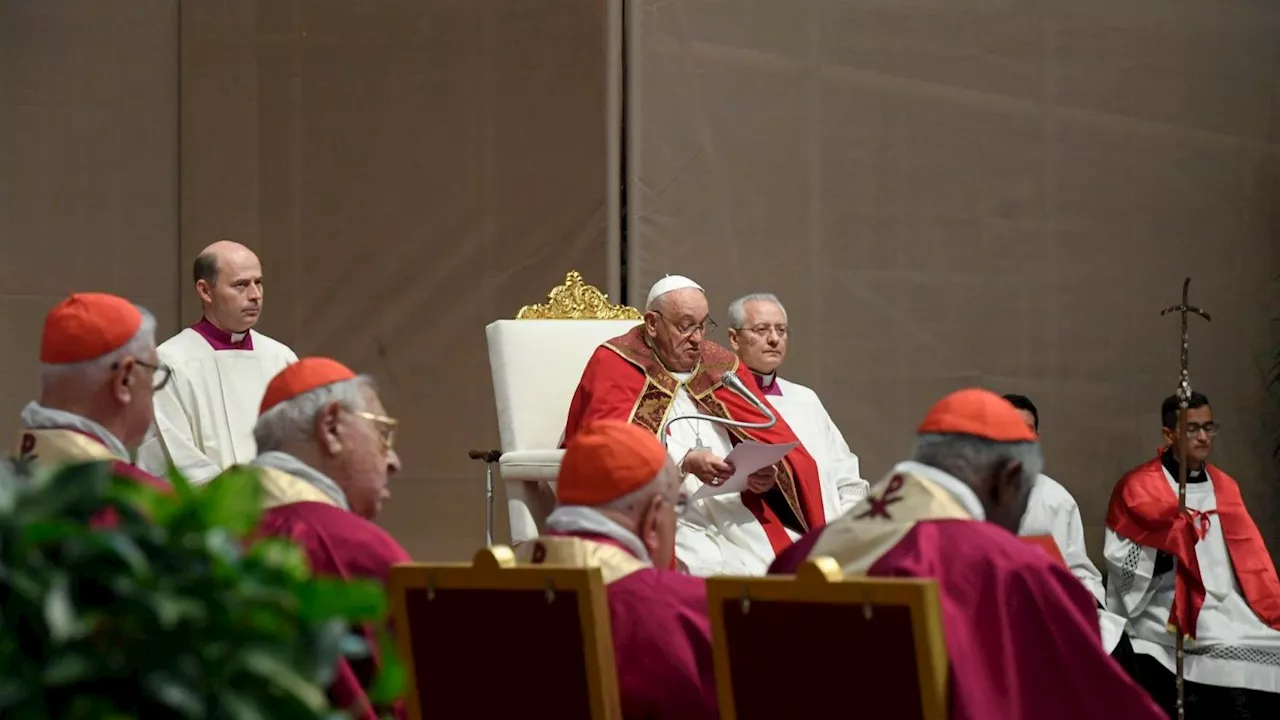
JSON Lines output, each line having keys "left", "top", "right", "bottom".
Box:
{"left": 315, "top": 402, "right": 345, "bottom": 455}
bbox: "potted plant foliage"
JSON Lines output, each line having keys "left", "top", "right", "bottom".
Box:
{"left": 0, "top": 459, "right": 404, "bottom": 719}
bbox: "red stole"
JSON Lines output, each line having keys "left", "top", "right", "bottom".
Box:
{"left": 563, "top": 326, "right": 825, "bottom": 553}
{"left": 1106, "top": 454, "right": 1280, "bottom": 638}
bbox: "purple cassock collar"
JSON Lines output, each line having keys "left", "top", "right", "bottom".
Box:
{"left": 751, "top": 371, "right": 783, "bottom": 396}
{"left": 193, "top": 317, "right": 254, "bottom": 351}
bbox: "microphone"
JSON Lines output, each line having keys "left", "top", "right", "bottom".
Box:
{"left": 720, "top": 370, "right": 777, "bottom": 426}
{"left": 658, "top": 369, "right": 778, "bottom": 449}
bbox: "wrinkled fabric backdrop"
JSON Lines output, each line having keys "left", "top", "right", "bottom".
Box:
{"left": 3, "top": 0, "right": 1277, "bottom": 567}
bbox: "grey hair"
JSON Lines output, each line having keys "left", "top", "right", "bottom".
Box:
{"left": 38, "top": 305, "right": 158, "bottom": 385}
{"left": 727, "top": 293, "right": 786, "bottom": 329}
{"left": 253, "top": 375, "right": 375, "bottom": 453}
{"left": 911, "top": 433, "right": 1043, "bottom": 488}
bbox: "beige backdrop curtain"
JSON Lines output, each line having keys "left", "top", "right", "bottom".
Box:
{"left": 4, "top": 0, "right": 1277, "bottom": 565}
{"left": 627, "top": 0, "right": 1280, "bottom": 564}
{"left": 180, "top": 0, "right": 621, "bottom": 558}
{"left": 2, "top": 0, "right": 621, "bottom": 561}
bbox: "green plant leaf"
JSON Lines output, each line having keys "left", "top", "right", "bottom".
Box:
{"left": 141, "top": 671, "right": 204, "bottom": 717}
{"left": 367, "top": 629, "right": 407, "bottom": 705}
{"left": 246, "top": 538, "right": 313, "bottom": 579}
{"left": 297, "top": 578, "right": 387, "bottom": 622}
{"left": 237, "top": 648, "right": 330, "bottom": 712}
{"left": 21, "top": 519, "right": 85, "bottom": 546}
{"left": 197, "top": 467, "right": 263, "bottom": 536}
{"left": 41, "top": 650, "right": 96, "bottom": 686}
{"left": 43, "top": 574, "right": 79, "bottom": 642}
{"left": 216, "top": 688, "right": 271, "bottom": 720}
{"left": 167, "top": 461, "right": 196, "bottom": 501}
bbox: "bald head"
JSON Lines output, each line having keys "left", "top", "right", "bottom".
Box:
{"left": 194, "top": 239, "right": 264, "bottom": 333}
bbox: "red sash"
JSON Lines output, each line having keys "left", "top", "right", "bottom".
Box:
{"left": 1106, "top": 454, "right": 1280, "bottom": 638}
{"left": 563, "top": 326, "right": 825, "bottom": 553}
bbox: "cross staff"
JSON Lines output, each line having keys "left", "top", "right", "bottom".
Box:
{"left": 1158, "top": 277, "right": 1210, "bottom": 720}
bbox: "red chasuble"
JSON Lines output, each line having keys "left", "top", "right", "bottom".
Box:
{"left": 16, "top": 425, "right": 171, "bottom": 528}
{"left": 563, "top": 325, "right": 825, "bottom": 552}
{"left": 769, "top": 467, "right": 1164, "bottom": 720}
{"left": 527, "top": 532, "right": 718, "bottom": 720}
{"left": 257, "top": 501, "right": 411, "bottom": 720}
{"left": 1106, "top": 453, "right": 1280, "bottom": 639}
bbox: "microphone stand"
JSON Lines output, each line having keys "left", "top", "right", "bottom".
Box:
{"left": 659, "top": 372, "right": 778, "bottom": 450}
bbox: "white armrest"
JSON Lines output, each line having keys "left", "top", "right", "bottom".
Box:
{"left": 499, "top": 449, "right": 563, "bottom": 544}
{"left": 500, "top": 449, "right": 564, "bottom": 483}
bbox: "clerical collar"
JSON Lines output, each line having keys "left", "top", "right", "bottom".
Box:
{"left": 1161, "top": 447, "right": 1208, "bottom": 484}
{"left": 193, "top": 317, "right": 254, "bottom": 351}
{"left": 750, "top": 371, "right": 783, "bottom": 396}
{"left": 892, "top": 460, "right": 987, "bottom": 521}
{"left": 251, "top": 451, "right": 350, "bottom": 510}
{"left": 544, "top": 506, "right": 652, "bottom": 565}
{"left": 19, "top": 401, "right": 130, "bottom": 461}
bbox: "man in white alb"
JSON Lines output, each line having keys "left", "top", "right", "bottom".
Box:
{"left": 563, "top": 276, "right": 833, "bottom": 576}
{"left": 1002, "top": 393, "right": 1135, "bottom": 673}
{"left": 726, "top": 293, "right": 868, "bottom": 515}
{"left": 1105, "top": 391, "right": 1280, "bottom": 715}
{"left": 136, "top": 240, "right": 298, "bottom": 483}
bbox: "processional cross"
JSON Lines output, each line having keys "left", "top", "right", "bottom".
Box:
{"left": 1158, "top": 277, "right": 1210, "bottom": 720}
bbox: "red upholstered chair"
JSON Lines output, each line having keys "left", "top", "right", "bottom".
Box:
{"left": 388, "top": 546, "right": 621, "bottom": 720}
{"left": 706, "top": 558, "right": 948, "bottom": 720}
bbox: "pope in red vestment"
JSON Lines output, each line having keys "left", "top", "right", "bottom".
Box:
{"left": 517, "top": 420, "right": 718, "bottom": 720}
{"left": 14, "top": 292, "right": 171, "bottom": 498}
{"left": 216, "top": 357, "right": 411, "bottom": 719}
{"left": 770, "top": 388, "right": 1164, "bottom": 720}
{"left": 563, "top": 275, "right": 825, "bottom": 575}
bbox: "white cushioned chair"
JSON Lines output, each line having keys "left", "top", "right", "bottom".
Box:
{"left": 484, "top": 271, "right": 642, "bottom": 544}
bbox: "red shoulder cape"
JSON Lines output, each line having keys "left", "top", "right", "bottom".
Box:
{"left": 563, "top": 325, "right": 826, "bottom": 553}
{"left": 1106, "top": 454, "right": 1280, "bottom": 638}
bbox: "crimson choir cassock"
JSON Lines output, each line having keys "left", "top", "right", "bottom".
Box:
{"left": 519, "top": 419, "right": 718, "bottom": 719}
{"left": 235, "top": 452, "right": 410, "bottom": 720}
{"left": 771, "top": 461, "right": 1165, "bottom": 720}
{"left": 518, "top": 511, "right": 718, "bottom": 720}
{"left": 563, "top": 324, "right": 825, "bottom": 576}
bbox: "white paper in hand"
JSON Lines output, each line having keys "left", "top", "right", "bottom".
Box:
{"left": 690, "top": 440, "right": 798, "bottom": 500}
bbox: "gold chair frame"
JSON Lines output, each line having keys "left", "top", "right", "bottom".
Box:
{"left": 706, "top": 557, "right": 949, "bottom": 720}
{"left": 389, "top": 546, "right": 623, "bottom": 720}
{"left": 515, "top": 270, "right": 642, "bottom": 320}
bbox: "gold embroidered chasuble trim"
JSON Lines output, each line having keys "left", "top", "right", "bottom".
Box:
{"left": 248, "top": 465, "right": 343, "bottom": 510}
{"left": 599, "top": 328, "right": 808, "bottom": 531}
{"left": 810, "top": 470, "right": 977, "bottom": 575}
{"left": 16, "top": 427, "right": 120, "bottom": 469}
{"left": 516, "top": 535, "right": 650, "bottom": 585}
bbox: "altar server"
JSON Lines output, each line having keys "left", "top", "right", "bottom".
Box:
{"left": 137, "top": 240, "right": 297, "bottom": 483}
{"left": 771, "top": 388, "right": 1164, "bottom": 720}
{"left": 727, "top": 292, "right": 868, "bottom": 514}
{"left": 1106, "top": 391, "right": 1280, "bottom": 715}
{"left": 563, "top": 275, "right": 826, "bottom": 576}
{"left": 518, "top": 420, "right": 717, "bottom": 720}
